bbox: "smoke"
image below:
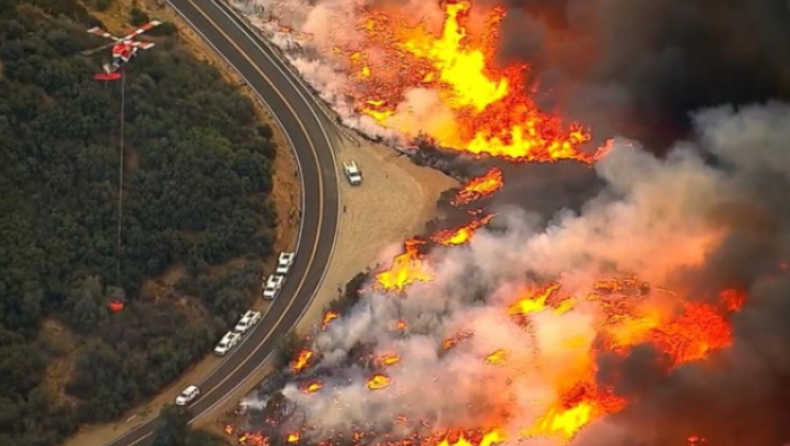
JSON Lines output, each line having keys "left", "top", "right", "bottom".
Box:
{"left": 240, "top": 102, "right": 790, "bottom": 445}
{"left": 494, "top": 0, "right": 790, "bottom": 150}
{"left": 234, "top": 0, "right": 790, "bottom": 152}
{"left": 228, "top": 0, "right": 790, "bottom": 443}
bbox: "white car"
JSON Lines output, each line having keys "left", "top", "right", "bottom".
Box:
{"left": 175, "top": 385, "right": 200, "bottom": 406}
{"left": 262, "top": 274, "right": 285, "bottom": 300}
{"left": 234, "top": 310, "right": 263, "bottom": 334}
{"left": 343, "top": 161, "right": 362, "bottom": 186}
{"left": 213, "top": 331, "right": 242, "bottom": 356}
{"left": 276, "top": 252, "right": 296, "bottom": 275}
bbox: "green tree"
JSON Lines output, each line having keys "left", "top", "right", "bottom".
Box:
{"left": 0, "top": 0, "right": 281, "bottom": 444}
{"left": 151, "top": 405, "right": 191, "bottom": 446}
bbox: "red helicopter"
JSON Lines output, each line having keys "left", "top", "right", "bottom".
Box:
{"left": 82, "top": 20, "right": 162, "bottom": 80}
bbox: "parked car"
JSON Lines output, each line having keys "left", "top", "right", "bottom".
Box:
{"left": 214, "top": 331, "right": 242, "bottom": 356}
{"left": 262, "top": 274, "right": 285, "bottom": 300}
{"left": 175, "top": 385, "right": 200, "bottom": 406}
{"left": 343, "top": 161, "right": 362, "bottom": 186}
{"left": 234, "top": 310, "right": 263, "bottom": 334}
{"left": 276, "top": 252, "right": 296, "bottom": 275}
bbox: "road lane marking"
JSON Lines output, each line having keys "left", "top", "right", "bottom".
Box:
{"left": 172, "top": 0, "right": 324, "bottom": 405}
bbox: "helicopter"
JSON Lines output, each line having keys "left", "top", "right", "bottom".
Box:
{"left": 82, "top": 20, "right": 162, "bottom": 80}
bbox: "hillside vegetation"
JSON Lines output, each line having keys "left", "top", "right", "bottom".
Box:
{"left": 0, "top": 0, "right": 279, "bottom": 444}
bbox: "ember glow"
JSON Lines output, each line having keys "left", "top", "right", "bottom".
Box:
{"left": 367, "top": 373, "right": 392, "bottom": 390}
{"left": 321, "top": 310, "right": 339, "bottom": 330}
{"left": 300, "top": 381, "right": 323, "bottom": 394}
{"left": 376, "top": 353, "right": 402, "bottom": 367}
{"left": 290, "top": 348, "right": 313, "bottom": 372}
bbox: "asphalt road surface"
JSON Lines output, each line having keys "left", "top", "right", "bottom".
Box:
{"left": 104, "top": 0, "right": 339, "bottom": 444}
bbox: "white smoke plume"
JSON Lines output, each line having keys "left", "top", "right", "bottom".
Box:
{"left": 240, "top": 102, "right": 790, "bottom": 445}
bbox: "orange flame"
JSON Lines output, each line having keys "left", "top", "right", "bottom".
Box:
{"left": 322, "top": 310, "right": 339, "bottom": 330}
{"left": 301, "top": 381, "right": 323, "bottom": 394}
{"left": 377, "top": 353, "right": 402, "bottom": 366}
{"left": 291, "top": 349, "right": 313, "bottom": 372}
{"left": 375, "top": 238, "right": 433, "bottom": 291}
{"left": 507, "top": 282, "right": 575, "bottom": 318}
{"left": 224, "top": 424, "right": 234, "bottom": 435}
{"left": 287, "top": 432, "right": 300, "bottom": 444}
{"left": 442, "top": 329, "right": 474, "bottom": 350}
{"left": 342, "top": 0, "right": 598, "bottom": 162}
{"left": 451, "top": 167, "right": 505, "bottom": 206}
{"left": 431, "top": 214, "right": 494, "bottom": 246}
{"left": 367, "top": 373, "right": 392, "bottom": 390}
{"left": 238, "top": 431, "right": 268, "bottom": 446}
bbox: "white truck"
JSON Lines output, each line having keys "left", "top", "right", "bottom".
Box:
{"left": 175, "top": 385, "right": 200, "bottom": 406}
{"left": 343, "top": 161, "right": 362, "bottom": 186}
{"left": 234, "top": 310, "right": 263, "bottom": 334}
{"left": 262, "top": 274, "right": 285, "bottom": 300}
{"left": 213, "top": 331, "right": 241, "bottom": 356}
{"left": 276, "top": 252, "right": 296, "bottom": 275}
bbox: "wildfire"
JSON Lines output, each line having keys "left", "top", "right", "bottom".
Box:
{"left": 508, "top": 282, "right": 575, "bottom": 318}
{"left": 376, "top": 353, "right": 402, "bottom": 366}
{"left": 451, "top": 167, "right": 505, "bottom": 206}
{"left": 238, "top": 431, "right": 268, "bottom": 446}
{"left": 301, "top": 381, "right": 323, "bottom": 393}
{"left": 367, "top": 373, "right": 392, "bottom": 390}
{"left": 287, "top": 432, "right": 300, "bottom": 444}
{"left": 342, "top": 0, "right": 598, "bottom": 162}
{"left": 291, "top": 349, "right": 313, "bottom": 372}
{"left": 375, "top": 238, "right": 433, "bottom": 291}
{"left": 442, "top": 329, "right": 474, "bottom": 350}
{"left": 322, "top": 310, "right": 339, "bottom": 330}
{"left": 431, "top": 214, "right": 494, "bottom": 246}
{"left": 484, "top": 349, "right": 507, "bottom": 365}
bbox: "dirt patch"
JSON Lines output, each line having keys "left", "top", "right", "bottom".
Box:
{"left": 294, "top": 136, "right": 458, "bottom": 333}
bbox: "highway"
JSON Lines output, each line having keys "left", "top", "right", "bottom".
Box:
{"left": 105, "top": 0, "right": 339, "bottom": 444}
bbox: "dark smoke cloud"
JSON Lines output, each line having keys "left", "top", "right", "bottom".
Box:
{"left": 586, "top": 104, "right": 790, "bottom": 446}
{"left": 495, "top": 0, "right": 790, "bottom": 150}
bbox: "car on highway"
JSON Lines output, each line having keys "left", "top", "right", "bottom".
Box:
{"left": 276, "top": 252, "right": 296, "bottom": 275}
{"left": 343, "top": 161, "right": 362, "bottom": 186}
{"left": 214, "top": 331, "right": 242, "bottom": 356}
{"left": 262, "top": 274, "right": 285, "bottom": 300}
{"left": 175, "top": 385, "right": 200, "bottom": 406}
{"left": 234, "top": 310, "right": 263, "bottom": 334}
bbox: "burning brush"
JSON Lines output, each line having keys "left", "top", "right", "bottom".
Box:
{"left": 230, "top": 0, "right": 790, "bottom": 444}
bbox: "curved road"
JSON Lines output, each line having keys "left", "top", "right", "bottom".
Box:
{"left": 106, "top": 0, "right": 339, "bottom": 444}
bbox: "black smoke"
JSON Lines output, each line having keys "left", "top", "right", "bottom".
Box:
{"left": 493, "top": 0, "right": 790, "bottom": 151}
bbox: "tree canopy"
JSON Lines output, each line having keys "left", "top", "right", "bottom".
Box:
{"left": 0, "top": 0, "right": 280, "bottom": 444}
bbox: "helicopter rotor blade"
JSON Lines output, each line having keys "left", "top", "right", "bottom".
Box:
{"left": 80, "top": 42, "right": 115, "bottom": 56}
